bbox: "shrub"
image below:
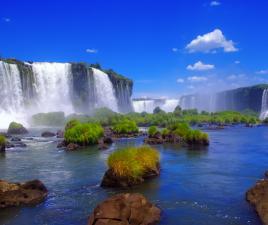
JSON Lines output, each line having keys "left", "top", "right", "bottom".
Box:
{"left": 0, "top": 135, "right": 6, "bottom": 145}
{"left": 112, "top": 119, "right": 139, "bottom": 134}
{"left": 64, "top": 122, "right": 103, "bottom": 145}
{"left": 148, "top": 126, "right": 158, "bottom": 136}
{"left": 107, "top": 145, "right": 159, "bottom": 179}
{"left": 8, "top": 122, "right": 24, "bottom": 129}
{"left": 65, "top": 119, "right": 80, "bottom": 131}
{"left": 153, "top": 107, "right": 165, "bottom": 114}
{"left": 161, "top": 128, "right": 169, "bottom": 136}
{"left": 169, "top": 122, "right": 190, "bottom": 138}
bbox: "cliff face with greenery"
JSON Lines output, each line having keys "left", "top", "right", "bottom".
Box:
{"left": 216, "top": 84, "right": 268, "bottom": 112}
{"left": 180, "top": 84, "right": 268, "bottom": 113}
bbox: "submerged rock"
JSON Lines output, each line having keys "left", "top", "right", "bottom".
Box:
{"left": 246, "top": 175, "right": 268, "bottom": 225}
{"left": 101, "top": 164, "right": 160, "bottom": 188}
{"left": 7, "top": 122, "right": 28, "bottom": 135}
{"left": 56, "top": 130, "right": 64, "bottom": 138}
{"left": 0, "top": 179, "right": 48, "bottom": 208}
{"left": 66, "top": 143, "right": 80, "bottom": 151}
{"left": 87, "top": 193, "right": 161, "bottom": 225}
{"left": 41, "top": 131, "right": 56, "bottom": 137}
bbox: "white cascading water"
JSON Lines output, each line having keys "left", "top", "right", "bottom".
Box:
{"left": 133, "top": 100, "right": 156, "bottom": 113}
{"left": 0, "top": 62, "right": 26, "bottom": 128}
{"left": 32, "top": 63, "right": 74, "bottom": 114}
{"left": 259, "top": 89, "right": 268, "bottom": 120}
{"left": 133, "top": 99, "right": 179, "bottom": 113}
{"left": 91, "top": 68, "right": 118, "bottom": 112}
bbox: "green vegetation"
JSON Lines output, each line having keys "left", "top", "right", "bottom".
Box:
{"left": 112, "top": 119, "right": 139, "bottom": 134}
{"left": 0, "top": 135, "right": 6, "bottom": 145}
{"left": 64, "top": 121, "right": 103, "bottom": 145}
{"left": 31, "top": 112, "right": 65, "bottom": 126}
{"left": 107, "top": 145, "right": 159, "bottom": 179}
{"left": 148, "top": 126, "right": 158, "bottom": 136}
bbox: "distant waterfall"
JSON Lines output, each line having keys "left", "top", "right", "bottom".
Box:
{"left": 133, "top": 99, "right": 179, "bottom": 113}
{"left": 260, "top": 89, "right": 268, "bottom": 120}
{"left": 91, "top": 68, "right": 118, "bottom": 112}
{"left": 32, "top": 63, "right": 74, "bottom": 114}
{"left": 0, "top": 62, "right": 25, "bottom": 127}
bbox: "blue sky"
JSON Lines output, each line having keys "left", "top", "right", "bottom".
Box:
{"left": 1, "top": 0, "right": 268, "bottom": 98}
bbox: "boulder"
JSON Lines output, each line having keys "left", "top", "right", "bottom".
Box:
{"left": 7, "top": 122, "right": 28, "bottom": 135}
{"left": 11, "top": 137, "right": 21, "bottom": 142}
{"left": 87, "top": 193, "right": 161, "bottom": 225}
{"left": 101, "top": 164, "right": 160, "bottom": 188}
{"left": 0, "top": 179, "right": 48, "bottom": 208}
{"left": 66, "top": 143, "right": 80, "bottom": 151}
{"left": 246, "top": 178, "right": 268, "bottom": 225}
{"left": 41, "top": 131, "right": 56, "bottom": 137}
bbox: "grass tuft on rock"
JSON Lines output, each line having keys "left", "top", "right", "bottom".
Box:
{"left": 107, "top": 145, "right": 159, "bottom": 179}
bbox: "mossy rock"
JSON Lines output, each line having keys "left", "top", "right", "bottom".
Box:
{"left": 7, "top": 122, "right": 28, "bottom": 135}
{"left": 0, "top": 135, "right": 6, "bottom": 152}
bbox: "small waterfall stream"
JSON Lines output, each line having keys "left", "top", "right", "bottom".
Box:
{"left": 91, "top": 68, "right": 119, "bottom": 112}
{"left": 260, "top": 89, "right": 268, "bottom": 120}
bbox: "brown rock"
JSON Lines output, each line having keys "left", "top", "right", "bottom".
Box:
{"left": 0, "top": 179, "right": 48, "bottom": 208}
{"left": 41, "top": 131, "right": 56, "bottom": 137}
{"left": 66, "top": 143, "right": 80, "bottom": 151}
{"left": 87, "top": 193, "right": 161, "bottom": 225}
{"left": 246, "top": 179, "right": 268, "bottom": 225}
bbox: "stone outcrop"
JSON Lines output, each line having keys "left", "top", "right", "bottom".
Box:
{"left": 7, "top": 122, "right": 28, "bottom": 135}
{"left": 246, "top": 174, "right": 268, "bottom": 225}
{"left": 0, "top": 179, "right": 48, "bottom": 208}
{"left": 87, "top": 193, "right": 161, "bottom": 225}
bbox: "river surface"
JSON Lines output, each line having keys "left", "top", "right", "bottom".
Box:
{"left": 0, "top": 126, "right": 267, "bottom": 225}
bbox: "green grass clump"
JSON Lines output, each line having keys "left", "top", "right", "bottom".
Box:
{"left": 0, "top": 135, "right": 6, "bottom": 145}
{"left": 148, "top": 126, "right": 158, "bottom": 136}
{"left": 107, "top": 145, "right": 159, "bottom": 179}
{"left": 64, "top": 121, "right": 103, "bottom": 145}
{"left": 112, "top": 119, "right": 139, "bottom": 134}
{"left": 184, "top": 129, "right": 209, "bottom": 145}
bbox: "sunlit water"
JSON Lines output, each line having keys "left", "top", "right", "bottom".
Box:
{"left": 0, "top": 126, "right": 267, "bottom": 225}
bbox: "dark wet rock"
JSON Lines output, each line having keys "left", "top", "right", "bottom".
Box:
{"left": 98, "top": 136, "right": 113, "bottom": 150}
{"left": 0, "top": 179, "right": 48, "bottom": 208}
{"left": 0, "top": 143, "right": 5, "bottom": 152}
{"left": 101, "top": 164, "right": 160, "bottom": 188}
{"left": 6, "top": 140, "right": 27, "bottom": 148}
{"left": 11, "top": 137, "right": 21, "bottom": 142}
{"left": 56, "top": 130, "right": 64, "bottom": 138}
{"left": 87, "top": 193, "right": 161, "bottom": 225}
{"left": 144, "top": 133, "right": 181, "bottom": 145}
{"left": 7, "top": 122, "right": 28, "bottom": 135}
{"left": 66, "top": 143, "right": 80, "bottom": 151}
{"left": 41, "top": 131, "right": 56, "bottom": 137}
{"left": 246, "top": 178, "right": 268, "bottom": 225}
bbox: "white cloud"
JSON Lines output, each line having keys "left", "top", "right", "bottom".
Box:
{"left": 176, "top": 78, "right": 184, "bottom": 83}
{"left": 210, "top": 1, "right": 221, "bottom": 6}
{"left": 187, "top": 76, "right": 208, "bottom": 82}
{"left": 227, "top": 74, "right": 246, "bottom": 80}
{"left": 234, "top": 60, "right": 240, "bottom": 64}
{"left": 186, "top": 29, "right": 238, "bottom": 53}
{"left": 172, "top": 48, "right": 178, "bottom": 52}
{"left": 256, "top": 70, "right": 268, "bottom": 75}
{"left": 2, "top": 17, "right": 10, "bottom": 22}
{"left": 86, "top": 48, "right": 98, "bottom": 53}
{"left": 186, "top": 61, "right": 215, "bottom": 71}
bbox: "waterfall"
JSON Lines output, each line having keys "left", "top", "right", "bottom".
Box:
{"left": 0, "top": 62, "right": 26, "bottom": 127}
{"left": 133, "top": 100, "right": 156, "bottom": 113}
{"left": 32, "top": 63, "right": 74, "bottom": 114}
{"left": 260, "top": 89, "right": 268, "bottom": 120}
{"left": 91, "top": 68, "right": 118, "bottom": 112}
{"left": 133, "top": 99, "right": 179, "bottom": 113}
